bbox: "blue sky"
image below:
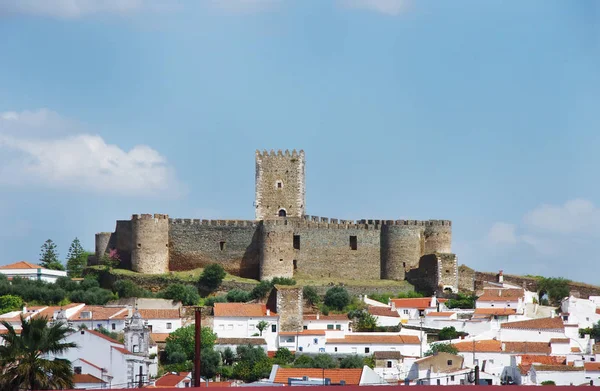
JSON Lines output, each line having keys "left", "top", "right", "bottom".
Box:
{"left": 0, "top": 0, "right": 598, "bottom": 283}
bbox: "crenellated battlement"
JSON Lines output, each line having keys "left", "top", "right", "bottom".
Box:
{"left": 301, "top": 216, "right": 451, "bottom": 228}
{"left": 256, "top": 149, "right": 305, "bottom": 158}
{"left": 168, "top": 218, "right": 257, "bottom": 227}
{"left": 132, "top": 213, "right": 169, "bottom": 220}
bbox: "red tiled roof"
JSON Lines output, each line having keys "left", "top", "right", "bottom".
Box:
{"left": 303, "top": 314, "right": 349, "bottom": 321}
{"left": 478, "top": 289, "right": 524, "bottom": 302}
{"left": 500, "top": 317, "right": 564, "bottom": 330}
{"left": 0, "top": 261, "right": 44, "bottom": 270}
{"left": 34, "top": 303, "right": 84, "bottom": 321}
{"left": 584, "top": 362, "right": 600, "bottom": 371}
{"left": 138, "top": 309, "right": 180, "bottom": 320}
{"left": 273, "top": 368, "right": 363, "bottom": 385}
{"left": 390, "top": 298, "right": 438, "bottom": 310}
{"left": 426, "top": 311, "right": 456, "bottom": 317}
{"left": 112, "top": 346, "right": 131, "bottom": 355}
{"left": 0, "top": 328, "right": 22, "bottom": 335}
{"left": 326, "top": 334, "right": 420, "bottom": 345}
{"left": 199, "top": 381, "right": 233, "bottom": 387}
{"left": 454, "top": 340, "right": 502, "bottom": 353}
{"left": 503, "top": 342, "right": 550, "bottom": 354}
{"left": 473, "top": 308, "right": 516, "bottom": 316}
{"left": 78, "top": 358, "right": 103, "bottom": 371}
{"left": 519, "top": 356, "right": 566, "bottom": 375}
{"left": 533, "top": 364, "right": 583, "bottom": 372}
{"left": 596, "top": 308, "right": 600, "bottom": 315}
{"left": 155, "top": 372, "right": 191, "bottom": 387}
{"left": 368, "top": 306, "right": 400, "bottom": 318}
{"left": 571, "top": 346, "right": 582, "bottom": 353}
{"left": 70, "top": 305, "right": 128, "bottom": 321}
{"left": 150, "top": 333, "right": 171, "bottom": 343}
{"left": 73, "top": 374, "right": 106, "bottom": 384}
{"left": 549, "top": 338, "right": 570, "bottom": 344}
{"left": 213, "top": 303, "right": 276, "bottom": 317}
{"left": 279, "top": 330, "right": 326, "bottom": 336}
{"left": 85, "top": 329, "right": 122, "bottom": 344}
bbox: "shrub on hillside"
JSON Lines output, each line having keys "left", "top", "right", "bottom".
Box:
{"left": 324, "top": 286, "right": 350, "bottom": 311}
{"left": 198, "top": 264, "right": 226, "bottom": 291}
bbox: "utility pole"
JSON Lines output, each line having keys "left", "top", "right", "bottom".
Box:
{"left": 194, "top": 307, "right": 202, "bottom": 388}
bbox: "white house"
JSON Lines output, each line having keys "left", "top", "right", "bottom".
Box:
{"left": 213, "top": 303, "right": 279, "bottom": 351}
{"left": 499, "top": 317, "right": 566, "bottom": 342}
{"left": 367, "top": 306, "right": 402, "bottom": 327}
{"left": 303, "top": 314, "right": 351, "bottom": 336}
{"left": 389, "top": 297, "right": 448, "bottom": 322}
{"left": 476, "top": 288, "right": 525, "bottom": 314}
{"left": 153, "top": 372, "right": 192, "bottom": 388}
{"left": 531, "top": 364, "right": 586, "bottom": 386}
{"left": 138, "top": 308, "right": 183, "bottom": 333}
{"left": 69, "top": 305, "right": 129, "bottom": 332}
{"left": 325, "top": 333, "right": 422, "bottom": 357}
{"left": 373, "top": 351, "right": 404, "bottom": 383}
{"left": 0, "top": 261, "right": 67, "bottom": 283}
{"left": 560, "top": 295, "right": 600, "bottom": 329}
{"left": 584, "top": 362, "right": 600, "bottom": 386}
{"left": 0, "top": 303, "right": 85, "bottom": 333}
{"left": 279, "top": 330, "right": 326, "bottom": 354}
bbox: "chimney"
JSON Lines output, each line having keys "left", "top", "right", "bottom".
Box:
{"left": 502, "top": 343, "right": 506, "bottom": 351}
{"left": 391, "top": 301, "right": 396, "bottom": 311}
{"left": 22, "top": 306, "right": 27, "bottom": 314}
{"left": 266, "top": 309, "right": 270, "bottom": 316}
{"left": 430, "top": 295, "right": 436, "bottom": 308}
{"left": 498, "top": 270, "right": 504, "bottom": 284}
{"left": 316, "top": 313, "right": 320, "bottom": 320}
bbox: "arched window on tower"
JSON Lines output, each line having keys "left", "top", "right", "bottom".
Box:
{"left": 278, "top": 209, "right": 287, "bottom": 217}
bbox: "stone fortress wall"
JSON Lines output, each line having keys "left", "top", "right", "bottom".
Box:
{"left": 94, "top": 150, "right": 459, "bottom": 294}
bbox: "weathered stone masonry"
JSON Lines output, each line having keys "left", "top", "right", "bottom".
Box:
{"left": 94, "top": 150, "right": 459, "bottom": 294}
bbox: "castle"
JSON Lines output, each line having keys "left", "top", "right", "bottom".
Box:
{"left": 93, "top": 150, "right": 459, "bottom": 294}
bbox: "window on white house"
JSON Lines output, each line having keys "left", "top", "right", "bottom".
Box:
{"left": 74, "top": 367, "right": 82, "bottom": 375}
{"left": 112, "top": 323, "right": 116, "bottom": 330}
{"left": 451, "top": 376, "right": 455, "bottom": 381}
{"left": 227, "top": 324, "right": 233, "bottom": 330}
{"left": 219, "top": 324, "right": 224, "bottom": 330}
{"left": 133, "top": 345, "right": 139, "bottom": 353}
{"left": 447, "top": 360, "right": 452, "bottom": 365}
{"left": 167, "top": 323, "right": 172, "bottom": 329}
{"left": 365, "top": 347, "right": 370, "bottom": 353}
{"left": 403, "top": 310, "right": 409, "bottom": 314}
{"left": 271, "top": 324, "right": 276, "bottom": 332}
{"left": 327, "top": 324, "right": 334, "bottom": 330}
{"left": 314, "top": 338, "right": 318, "bottom": 344}
{"left": 387, "top": 361, "right": 392, "bottom": 368}
{"left": 334, "top": 347, "right": 338, "bottom": 352}
{"left": 336, "top": 324, "right": 341, "bottom": 330}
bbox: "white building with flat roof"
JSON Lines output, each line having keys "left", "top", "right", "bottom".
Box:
{"left": 0, "top": 261, "right": 67, "bottom": 283}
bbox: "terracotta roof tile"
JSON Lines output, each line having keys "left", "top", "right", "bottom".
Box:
{"left": 86, "top": 329, "right": 122, "bottom": 345}
{"left": 155, "top": 372, "right": 191, "bottom": 387}
{"left": 478, "top": 289, "right": 524, "bottom": 302}
{"left": 571, "top": 346, "right": 581, "bottom": 353}
{"left": 78, "top": 358, "right": 104, "bottom": 371}
{"left": 390, "top": 298, "right": 437, "bottom": 310}
{"left": 213, "top": 303, "right": 276, "bottom": 317}
{"left": 373, "top": 351, "right": 402, "bottom": 360}
{"left": 199, "top": 381, "right": 233, "bottom": 387}
{"left": 33, "top": 303, "right": 84, "bottom": 320}
{"left": 549, "top": 338, "right": 570, "bottom": 344}
{"left": 279, "top": 330, "right": 326, "bottom": 336}
{"left": 326, "top": 334, "right": 420, "bottom": 345}
{"left": 521, "top": 355, "right": 566, "bottom": 366}
{"left": 216, "top": 338, "right": 267, "bottom": 346}
{"left": 138, "top": 309, "right": 180, "bottom": 319}
{"left": 584, "top": 362, "right": 600, "bottom": 371}
{"left": 473, "top": 308, "right": 516, "bottom": 316}
{"left": 503, "top": 342, "right": 550, "bottom": 354}
{"left": 454, "top": 340, "right": 502, "bottom": 353}
{"left": 533, "top": 364, "right": 583, "bottom": 372}
{"left": 303, "top": 314, "right": 349, "bottom": 321}
{"left": 273, "top": 368, "right": 363, "bottom": 385}
{"left": 500, "top": 317, "right": 564, "bottom": 330}
{"left": 426, "top": 311, "right": 456, "bottom": 317}
{"left": 150, "top": 333, "right": 171, "bottom": 343}
{"left": 112, "top": 346, "right": 131, "bottom": 355}
{"left": 70, "top": 306, "right": 128, "bottom": 321}
{"left": 73, "top": 374, "right": 106, "bottom": 384}
{"left": 368, "top": 306, "right": 400, "bottom": 318}
{"left": 0, "top": 261, "right": 45, "bottom": 270}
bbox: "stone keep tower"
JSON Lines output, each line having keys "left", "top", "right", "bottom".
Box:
{"left": 131, "top": 214, "right": 169, "bottom": 274}
{"left": 255, "top": 149, "right": 305, "bottom": 220}
{"left": 260, "top": 220, "right": 294, "bottom": 280}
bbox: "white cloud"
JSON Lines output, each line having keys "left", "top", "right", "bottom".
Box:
{"left": 0, "top": 109, "right": 182, "bottom": 196}
{"left": 486, "top": 222, "right": 518, "bottom": 245}
{"left": 0, "top": 0, "right": 174, "bottom": 19}
{"left": 523, "top": 199, "right": 600, "bottom": 235}
{"left": 339, "top": 0, "right": 412, "bottom": 16}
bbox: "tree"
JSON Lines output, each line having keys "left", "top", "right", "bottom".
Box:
{"left": 425, "top": 342, "right": 458, "bottom": 356}
{"left": 349, "top": 310, "right": 377, "bottom": 332}
{"left": 160, "top": 284, "right": 200, "bottom": 306}
{"left": 164, "top": 325, "right": 216, "bottom": 363}
{"left": 65, "top": 238, "right": 88, "bottom": 278}
{"left": 201, "top": 348, "right": 222, "bottom": 379}
{"left": 113, "top": 280, "right": 153, "bottom": 299}
{"left": 233, "top": 345, "right": 272, "bottom": 382}
{"left": 205, "top": 295, "right": 227, "bottom": 307}
{"left": 222, "top": 347, "right": 235, "bottom": 366}
{"left": 198, "top": 264, "right": 226, "bottom": 291}
{"left": 446, "top": 293, "right": 477, "bottom": 309}
{"left": 313, "top": 353, "right": 338, "bottom": 369}
{"left": 0, "top": 315, "right": 77, "bottom": 391}
{"left": 39, "top": 239, "right": 64, "bottom": 271}
{"left": 101, "top": 249, "right": 120, "bottom": 270}
{"left": 541, "top": 380, "right": 556, "bottom": 386}
{"left": 0, "top": 295, "right": 23, "bottom": 314}
{"left": 303, "top": 286, "right": 320, "bottom": 306}
{"left": 273, "top": 347, "right": 294, "bottom": 365}
{"left": 438, "top": 326, "right": 459, "bottom": 341}
{"left": 340, "top": 355, "right": 364, "bottom": 368}
{"left": 271, "top": 277, "right": 296, "bottom": 286}
{"left": 537, "top": 277, "right": 570, "bottom": 306}
{"left": 251, "top": 280, "right": 273, "bottom": 300}
{"left": 293, "top": 355, "right": 314, "bottom": 368}
{"left": 226, "top": 289, "right": 251, "bottom": 303}
{"left": 324, "top": 286, "right": 350, "bottom": 311}
{"left": 256, "top": 320, "right": 269, "bottom": 336}
{"left": 579, "top": 321, "right": 600, "bottom": 340}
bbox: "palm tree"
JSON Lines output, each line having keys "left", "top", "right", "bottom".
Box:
{"left": 0, "top": 315, "right": 77, "bottom": 391}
